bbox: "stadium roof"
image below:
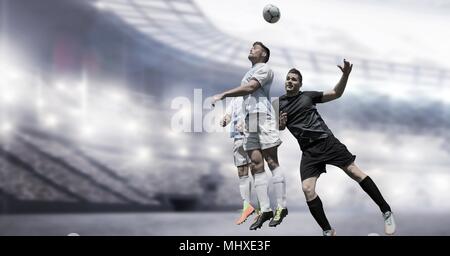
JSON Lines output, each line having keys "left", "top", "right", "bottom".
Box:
{"left": 88, "top": 0, "right": 450, "bottom": 90}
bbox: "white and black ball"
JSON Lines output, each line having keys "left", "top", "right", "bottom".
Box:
{"left": 263, "top": 4, "right": 280, "bottom": 24}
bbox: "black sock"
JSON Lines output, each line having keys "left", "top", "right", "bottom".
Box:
{"left": 307, "top": 196, "right": 331, "bottom": 231}
{"left": 359, "top": 176, "right": 391, "bottom": 213}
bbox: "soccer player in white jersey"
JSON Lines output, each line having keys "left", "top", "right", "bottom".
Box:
{"left": 212, "top": 42, "right": 288, "bottom": 230}
{"left": 220, "top": 97, "right": 255, "bottom": 225}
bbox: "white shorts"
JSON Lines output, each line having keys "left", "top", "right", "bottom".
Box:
{"left": 233, "top": 138, "right": 251, "bottom": 167}
{"left": 243, "top": 112, "right": 282, "bottom": 151}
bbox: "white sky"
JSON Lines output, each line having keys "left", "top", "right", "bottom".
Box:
{"left": 194, "top": 0, "right": 450, "bottom": 68}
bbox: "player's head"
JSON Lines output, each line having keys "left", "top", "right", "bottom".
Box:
{"left": 285, "top": 68, "right": 302, "bottom": 93}
{"left": 248, "top": 42, "right": 270, "bottom": 64}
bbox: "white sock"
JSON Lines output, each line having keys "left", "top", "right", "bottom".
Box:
{"left": 239, "top": 175, "right": 251, "bottom": 207}
{"left": 271, "top": 166, "right": 287, "bottom": 208}
{"left": 253, "top": 172, "right": 271, "bottom": 212}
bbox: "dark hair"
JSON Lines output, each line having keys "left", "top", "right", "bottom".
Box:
{"left": 287, "top": 68, "right": 302, "bottom": 82}
{"left": 253, "top": 41, "right": 270, "bottom": 63}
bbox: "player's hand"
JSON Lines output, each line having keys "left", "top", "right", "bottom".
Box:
{"left": 338, "top": 59, "right": 353, "bottom": 76}
{"left": 220, "top": 114, "right": 231, "bottom": 127}
{"left": 211, "top": 93, "right": 225, "bottom": 107}
{"left": 279, "top": 111, "right": 287, "bottom": 129}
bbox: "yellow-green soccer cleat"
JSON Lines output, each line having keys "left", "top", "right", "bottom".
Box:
{"left": 268, "top": 207, "right": 288, "bottom": 227}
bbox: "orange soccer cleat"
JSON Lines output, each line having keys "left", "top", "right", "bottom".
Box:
{"left": 235, "top": 202, "right": 255, "bottom": 225}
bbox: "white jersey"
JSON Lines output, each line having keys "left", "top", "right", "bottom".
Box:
{"left": 225, "top": 97, "right": 245, "bottom": 139}
{"left": 241, "top": 63, "right": 274, "bottom": 115}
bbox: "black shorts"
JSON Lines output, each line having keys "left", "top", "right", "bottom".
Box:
{"left": 300, "top": 135, "right": 356, "bottom": 181}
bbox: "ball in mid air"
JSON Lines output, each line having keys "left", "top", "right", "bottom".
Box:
{"left": 263, "top": 4, "right": 280, "bottom": 23}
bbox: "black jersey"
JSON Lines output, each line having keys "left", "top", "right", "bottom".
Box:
{"left": 278, "top": 91, "right": 333, "bottom": 150}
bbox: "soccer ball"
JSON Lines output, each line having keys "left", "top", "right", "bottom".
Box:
{"left": 263, "top": 4, "right": 280, "bottom": 23}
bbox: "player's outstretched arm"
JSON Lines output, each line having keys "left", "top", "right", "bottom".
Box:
{"left": 322, "top": 59, "right": 353, "bottom": 103}
{"left": 211, "top": 79, "right": 261, "bottom": 106}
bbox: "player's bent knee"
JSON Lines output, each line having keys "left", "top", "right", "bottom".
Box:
{"left": 237, "top": 166, "right": 249, "bottom": 177}
{"left": 251, "top": 168, "right": 265, "bottom": 175}
{"left": 344, "top": 163, "right": 367, "bottom": 182}
{"left": 250, "top": 162, "right": 264, "bottom": 174}
{"left": 302, "top": 183, "right": 315, "bottom": 194}
{"left": 303, "top": 190, "right": 316, "bottom": 201}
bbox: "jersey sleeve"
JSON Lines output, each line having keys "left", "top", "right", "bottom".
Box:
{"left": 251, "top": 65, "right": 273, "bottom": 87}
{"left": 305, "top": 91, "right": 324, "bottom": 104}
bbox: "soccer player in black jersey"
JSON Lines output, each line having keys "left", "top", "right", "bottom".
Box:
{"left": 276, "top": 60, "right": 396, "bottom": 236}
